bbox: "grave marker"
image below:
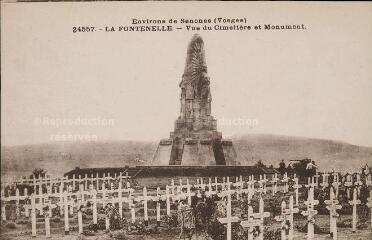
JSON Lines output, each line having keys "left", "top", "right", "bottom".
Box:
{"left": 301, "top": 187, "right": 319, "bottom": 240}
{"left": 325, "top": 188, "right": 341, "bottom": 240}
{"left": 217, "top": 189, "right": 240, "bottom": 240}
{"left": 348, "top": 188, "right": 360, "bottom": 232}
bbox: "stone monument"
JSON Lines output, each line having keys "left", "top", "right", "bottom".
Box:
{"left": 152, "top": 34, "right": 237, "bottom": 165}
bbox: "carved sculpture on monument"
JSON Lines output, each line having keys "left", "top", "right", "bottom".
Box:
{"left": 152, "top": 34, "right": 237, "bottom": 166}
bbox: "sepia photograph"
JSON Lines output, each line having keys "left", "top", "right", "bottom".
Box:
{"left": 1, "top": 2, "right": 372, "bottom": 240}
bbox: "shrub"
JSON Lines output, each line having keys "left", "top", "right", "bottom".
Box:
{"left": 145, "top": 225, "right": 160, "bottom": 234}
{"left": 112, "top": 230, "right": 127, "bottom": 240}
{"left": 5, "top": 222, "right": 16, "bottom": 229}
{"left": 50, "top": 217, "right": 61, "bottom": 223}
{"left": 163, "top": 214, "right": 179, "bottom": 229}
{"left": 83, "top": 230, "right": 96, "bottom": 236}
{"left": 206, "top": 218, "right": 225, "bottom": 240}
{"left": 97, "top": 218, "right": 107, "bottom": 230}
{"left": 128, "top": 221, "right": 146, "bottom": 235}
{"left": 264, "top": 229, "right": 281, "bottom": 240}
{"left": 337, "top": 219, "right": 352, "bottom": 228}
{"left": 86, "top": 223, "right": 99, "bottom": 232}
{"left": 296, "top": 223, "right": 328, "bottom": 234}
{"left": 357, "top": 221, "right": 368, "bottom": 230}
{"left": 16, "top": 219, "right": 29, "bottom": 225}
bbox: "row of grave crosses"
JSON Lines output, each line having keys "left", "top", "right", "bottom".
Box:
{"left": 3, "top": 170, "right": 371, "bottom": 199}
{"left": 305, "top": 172, "right": 371, "bottom": 201}
{"left": 216, "top": 180, "right": 270, "bottom": 240}
{"left": 275, "top": 196, "right": 299, "bottom": 240}
{"left": 301, "top": 186, "right": 366, "bottom": 240}
{"left": 1, "top": 177, "right": 133, "bottom": 219}
{"left": 2, "top": 173, "right": 372, "bottom": 239}
{"left": 1, "top": 172, "right": 131, "bottom": 199}
{"left": 188, "top": 174, "right": 292, "bottom": 196}
{"left": 0, "top": 173, "right": 301, "bottom": 226}
{"left": 217, "top": 184, "right": 371, "bottom": 240}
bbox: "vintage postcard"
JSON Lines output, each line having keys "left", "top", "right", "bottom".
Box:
{"left": 1, "top": 2, "right": 372, "bottom": 240}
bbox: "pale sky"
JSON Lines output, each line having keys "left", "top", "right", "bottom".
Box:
{"left": 2, "top": 2, "right": 372, "bottom": 147}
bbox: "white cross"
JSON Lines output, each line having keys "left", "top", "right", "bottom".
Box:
{"left": 320, "top": 173, "right": 329, "bottom": 189}
{"left": 292, "top": 178, "right": 301, "bottom": 206}
{"left": 170, "top": 179, "right": 175, "bottom": 195}
{"left": 199, "top": 178, "right": 206, "bottom": 191}
{"left": 217, "top": 181, "right": 236, "bottom": 200}
{"left": 348, "top": 188, "right": 361, "bottom": 232}
{"left": 313, "top": 172, "right": 320, "bottom": 187}
{"left": 366, "top": 173, "right": 372, "bottom": 187}
{"left": 354, "top": 174, "right": 363, "bottom": 196}
{"left": 343, "top": 174, "right": 353, "bottom": 199}
{"left": 155, "top": 187, "right": 162, "bottom": 224}
{"left": 301, "top": 187, "right": 319, "bottom": 240}
{"left": 241, "top": 197, "right": 270, "bottom": 240}
{"left": 285, "top": 196, "right": 299, "bottom": 240}
{"left": 271, "top": 173, "right": 279, "bottom": 195}
{"left": 366, "top": 190, "right": 372, "bottom": 230}
{"left": 282, "top": 173, "right": 289, "bottom": 193}
{"left": 258, "top": 175, "right": 267, "bottom": 194}
{"left": 325, "top": 188, "right": 341, "bottom": 239}
{"left": 139, "top": 186, "right": 150, "bottom": 224}
{"left": 241, "top": 206, "right": 262, "bottom": 240}
{"left": 305, "top": 177, "right": 316, "bottom": 189}
{"left": 343, "top": 174, "right": 353, "bottom": 187}
{"left": 218, "top": 190, "right": 240, "bottom": 240}
{"left": 275, "top": 199, "right": 289, "bottom": 240}
{"left": 206, "top": 179, "right": 217, "bottom": 198}
{"left": 331, "top": 173, "right": 340, "bottom": 198}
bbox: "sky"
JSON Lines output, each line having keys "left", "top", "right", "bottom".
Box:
{"left": 2, "top": 2, "right": 372, "bottom": 147}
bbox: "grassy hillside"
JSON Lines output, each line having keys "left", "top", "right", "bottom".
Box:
{"left": 233, "top": 134, "right": 372, "bottom": 172}
{"left": 1, "top": 134, "right": 371, "bottom": 179}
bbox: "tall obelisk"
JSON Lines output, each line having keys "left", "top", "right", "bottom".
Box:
{"left": 152, "top": 34, "right": 237, "bottom": 166}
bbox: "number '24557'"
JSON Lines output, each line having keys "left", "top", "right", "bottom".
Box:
{"left": 72, "top": 27, "right": 95, "bottom": 33}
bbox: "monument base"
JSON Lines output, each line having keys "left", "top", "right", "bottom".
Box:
{"left": 152, "top": 136, "right": 238, "bottom": 166}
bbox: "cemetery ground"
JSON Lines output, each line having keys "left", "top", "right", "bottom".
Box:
{"left": 1, "top": 171, "right": 372, "bottom": 240}
{"left": 1, "top": 188, "right": 371, "bottom": 240}
{"left": 0, "top": 210, "right": 371, "bottom": 240}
